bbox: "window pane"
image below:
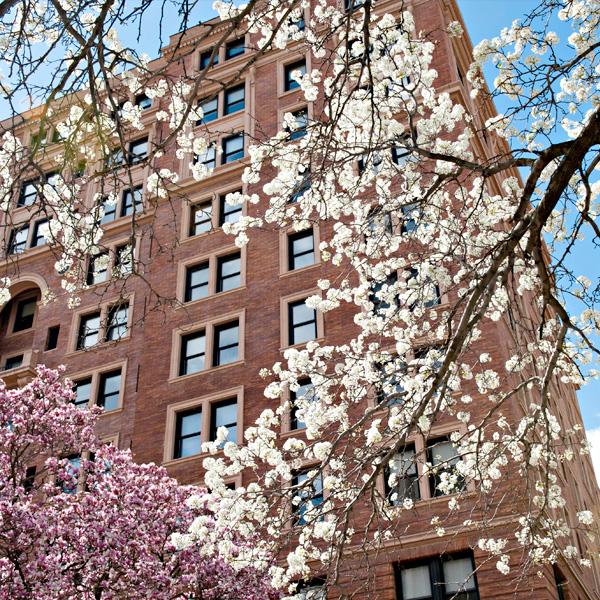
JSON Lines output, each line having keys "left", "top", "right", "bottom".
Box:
{"left": 198, "top": 97, "right": 218, "bottom": 124}
{"left": 101, "top": 197, "right": 117, "bottom": 224}
{"left": 106, "top": 304, "right": 129, "bottom": 340}
{"left": 211, "top": 399, "right": 237, "bottom": 445}
{"left": 74, "top": 378, "right": 92, "bottom": 408}
{"left": 98, "top": 370, "right": 121, "bottom": 411}
{"left": 14, "top": 298, "right": 36, "bottom": 331}
{"left": 87, "top": 253, "right": 109, "bottom": 285}
{"left": 222, "top": 134, "right": 244, "bottom": 163}
{"left": 290, "top": 301, "right": 317, "bottom": 345}
{"left": 288, "top": 108, "right": 308, "bottom": 140}
{"left": 185, "top": 263, "right": 209, "bottom": 302}
{"left": 443, "top": 557, "right": 476, "bottom": 593}
{"left": 135, "top": 94, "right": 151, "bottom": 109}
{"left": 4, "top": 355, "right": 23, "bottom": 370}
{"left": 195, "top": 147, "right": 216, "bottom": 168}
{"left": 9, "top": 227, "right": 29, "bottom": 254}
{"left": 200, "top": 49, "right": 218, "bottom": 70}
{"left": 31, "top": 219, "right": 48, "bottom": 247}
{"left": 78, "top": 313, "right": 100, "bottom": 349}
{"left": 293, "top": 471, "right": 324, "bottom": 525}
{"left": 217, "top": 253, "right": 241, "bottom": 292}
{"left": 121, "top": 186, "right": 143, "bottom": 216}
{"left": 219, "top": 195, "right": 242, "bottom": 225}
{"left": 18, "top": 180, "right": 38, "bottom": 206}
{"left": 285, "top": 60, "right": 306, "bottom": 91}
{"left": 128, "top": 138, "right": 148, "bottom": 164}
{"left": 401, "top": 565, "right": 432, "bottom": 600}
{"left": 191, "top": 202, "right": 212, "bottom": 235}
{"left": 175, "top": 409, "right": 202, "bottom": 459}
{"left": 225, "top": 38, "right": 245, "bottom": 59}
{"left": 225, "top": 84, "right": 245, "bottom": 114}
{"left": 214, "top": 322, "right": 239, "bottom": 365}
{"left": 291, "top": 381, "right": 317, "bottom": 430}
{"left": 289, "top": 230, "right": 314, "bottom": 270}
{"left": 180, "top": 332, "right": 206, "bottom": 375}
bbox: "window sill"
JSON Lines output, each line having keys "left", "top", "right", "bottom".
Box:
{"left": 279, "top": 87, "right": 303, "bottom": 100}
{"left": 279, "top": 262, "right": 321, "bottom": 278}
{"left": 2, "top": 326, "right": 37, "bottom": 340}
{"left": 168, "top": 359, "right": 245, "bottom": 384}
{"left": 63, "top": 337, "right": 131, "bottom": 358}
{"left": 280, "top": 337, "right": 325, "bottom": 353}
{"left": 176, "top": 286, "right": 246, "bottom": 310}
{"left": 98, "top": 407, "right": 124, "bottom": 417}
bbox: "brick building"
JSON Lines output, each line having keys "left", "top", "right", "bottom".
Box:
{"left": 1, "top": 0, "right": 599, "bottom": 598}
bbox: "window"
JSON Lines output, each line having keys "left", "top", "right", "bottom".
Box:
{"left": 213, "top": 321, "right": 239, "bottom": 366}
{"left": 106, "top": 303, "right": 129, "bottom": 341}
{"left": 225, "top": 38, "right": 245, "bottom": 59}
{"left": 190, "top": 202, "right": 212, "bottom": 235}
{"left": 288, "top": 230, "right": 314, "bottom": 270}
{"left": 427, "top": 438, "right": 464, "bottom": 497}
{"left": 135, "top": 94, "right": 151, "bottom": 110}
{"left": 97, "top": 369, "right": 122, "bottom": 411}
{"left": 290, "top": 380, "right": 317, "bottom": 430}
{"left": 396, "top": 554, "right": 479, "bottom": 600}
{"left": 222, "top": 133, "right": 244, "bottom": 163}
{"left": 366, "top": 209, "right": 393, "bottom": 239}
{"left": 31, "top": 219, "right": 48, "bottom": 247}
{"left": 73, "top": 160, "right": 86, "bottom": 178}
{"left": 375, "top": 357, "right": 406, "bottom": 406}
{"left": 128, "top": 137, "right": 148, "bottom": 164}
{"left": 30, "top": 130, "right": 47, "bottom": 149}
{"left": 8, "top": 226, "right": 29, "bottom": 254}
{"left": 386, "top": 445, "right": 420, "bottom": 504}
{"left": 23, "top": 466, "right": 36, "bottom": 493}
{"left": 59, "top": 454, "right": 81, "bottom": 494}
{"left": 174, "top": 408, "right": 202, "bottom": 459}
{"left": 554, "top": 566, "right": 567, "bottom": 600}
{"left": 407, "top": 268, "right": 441, "bottom": 309}
{"left": 195, "top": 146, "right": 216, "bottom": 169}
{"left": 400, "top": 203, "right": 419, "bottom": 234}
{"left": 73, "top": 377, "right": 92, "bottom": 409}
{"left": 101, "top": 197, "right": 117, "bottom": 224}
{"left": 185, "top": 262, "right": 209, "bottom": 302}
{"left": 106, "top": 147, "right": 124, "bottom": 169}
{"left": 210, "top": 399, "right": 237, "bottom": 446}
{"left": 290, "top": 171, "right": 311, "bottom": 202}
{"left": 72, "top": 367, "right": 125, "bottom": 410}
{"left": 292, "top": 470, "right": 324, "bottom": 525}
{"left": 392, "top": 144, "right": 411, "bottom": 167}
{"left": 296, "top": 581, "right": 326, "bottom": 600}
{"left": 286, "top": 107, "right": 308, "bottom": 140}
{"left": 198, "top": 96, "right": 218, "bottom": 124}
{"left": 179, "top": 331, "right": 206, "bottom": 376}
{"left": 77, "top": 312, "right": 101, "bottom": 350}
{"left": 121, "top": 185, "right": 143, "bottom": 217}
{"left": 46, "top": 325, "right": 60, "bottom": 350}
{"left": 369, "top": 272, "right": 399, "bottom": 314}
{"left": 288, "top": 299, "right": 317, "bottom": 345}
{"left": 216, "top": 253, "right": 241, "bottom": 293}
{"left": 219, "top": 193, "right": 242, "bottom": 225}
{"left": 284, "top": 59, "right": 306, "bottom": 91}
{"left": 224, "top": 84, "right": 245, "bottom": 114}
{"left": 115, "top": 244, "right": 134, "bottom": 276}
{"left": 200, "top": 49, "right": 218, "bottom": 70}
{"left": 4, "top": 355, "right": 23, "bottom": 370}
{"left": 345, "top": 0, "right": 365, "bottom": 11}
{"left": 87, "top": 252, "right": 109, "bottom": 285}
{"left": 13, "top": 297, "right": 36, "bottom": 332}
{"left": 18, "top": 179, "right": 38, "bottom": 206}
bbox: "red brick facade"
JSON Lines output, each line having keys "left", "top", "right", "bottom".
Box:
{"left": 1, "top": 0, "right": 599, "bottom": 598}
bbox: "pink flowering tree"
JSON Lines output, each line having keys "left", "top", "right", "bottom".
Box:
{"left": 0, "top": 366, "right": 279, "bottom": 600}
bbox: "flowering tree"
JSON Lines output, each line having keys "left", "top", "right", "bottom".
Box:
{"left": 0, "top": 0, "right": 600, "bottom": 597}
{"left": 0, "top": 366, "right": 278, "bottom": 599}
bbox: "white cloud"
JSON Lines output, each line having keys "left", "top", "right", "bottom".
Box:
{"left": 584, "top": 428, "right": 600, "bottom": 482}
